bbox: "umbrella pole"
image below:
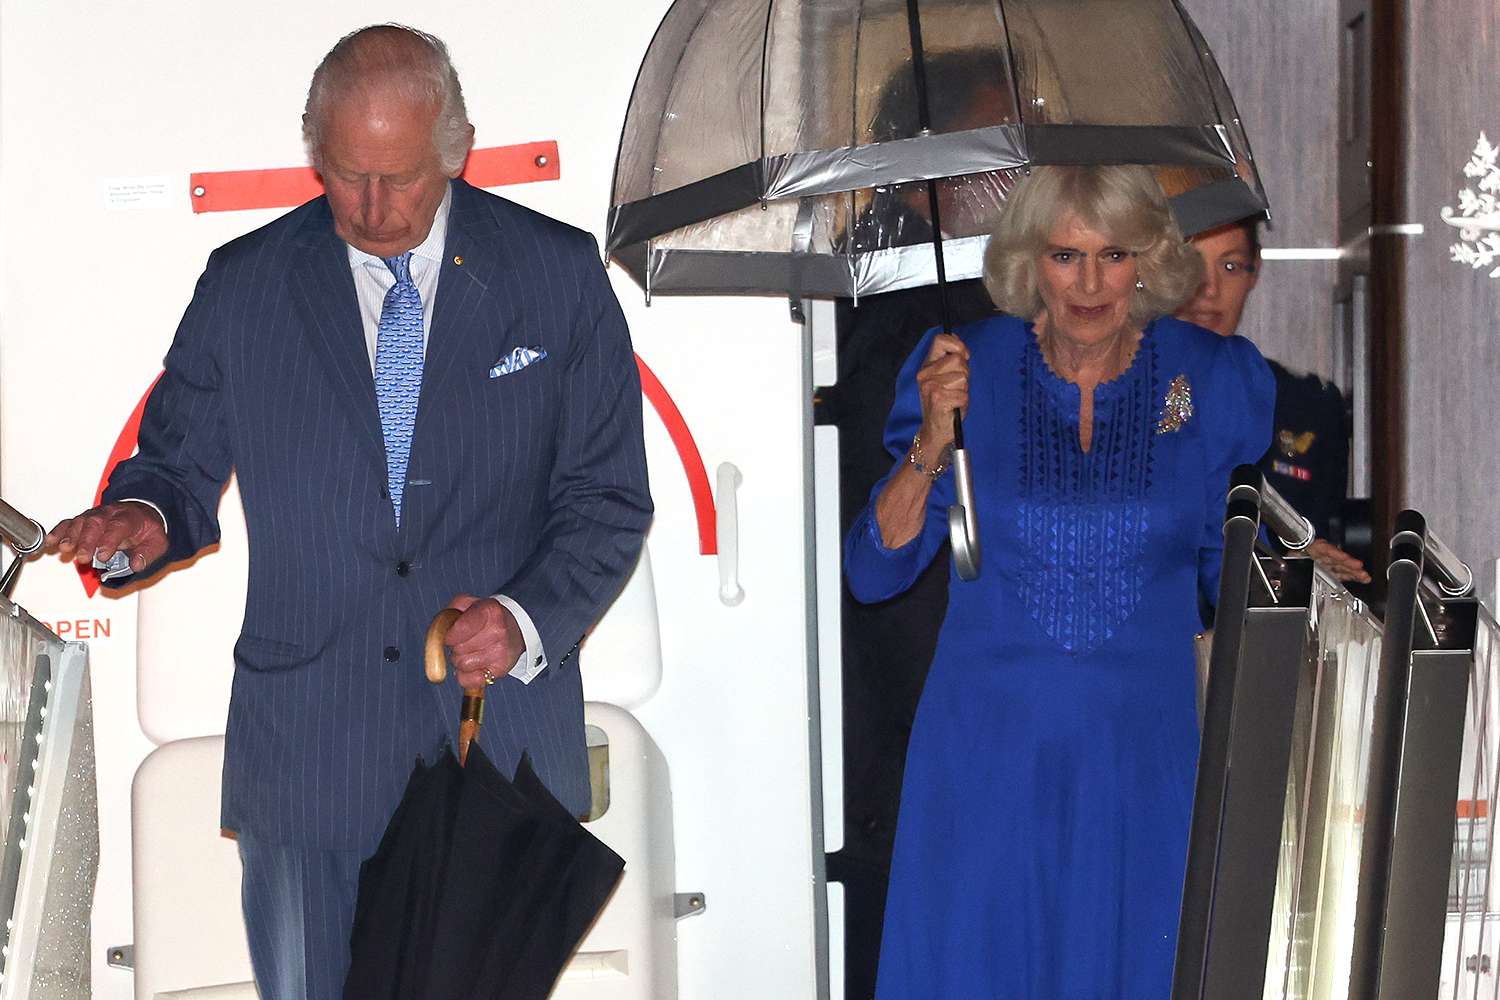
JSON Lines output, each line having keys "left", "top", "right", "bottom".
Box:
{"left": 424, "top": 608, "right": 486, "bottom": 766}
{"left": 904, "top": 0, "right": 982, "bottom": 581}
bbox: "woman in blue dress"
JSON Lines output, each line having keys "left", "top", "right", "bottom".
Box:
{"left": 846, "top": 165, "right": 1274, "bottom": 999}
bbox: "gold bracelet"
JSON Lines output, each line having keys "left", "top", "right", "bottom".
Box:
{"left": 907, "top": 432, "right": 950, "bottom": 481}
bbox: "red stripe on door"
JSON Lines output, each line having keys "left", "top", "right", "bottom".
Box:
{"left": 189, "top": 141, "right": 561, "bottom": 214}
{"left": 635, "top": 355, "right": 717, "bottom": 555}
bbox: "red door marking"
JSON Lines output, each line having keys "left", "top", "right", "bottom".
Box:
{"left": 189, "top": 141, "right": 561, "bottom": 214}
{"left": 81, "top": 359, "right": 715, "bottom": 595}
{"left": 635, "top": 354, "right": 717, "bottom": 555}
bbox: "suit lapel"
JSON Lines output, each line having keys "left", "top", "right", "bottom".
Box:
{"left": 284, "top": 183, "right": 516, "bottom": 527}
{"left": 288, "top": 204, "right": 387, "bottom": 467}
{"left": 419, "top": 180, "right": 514, "bottom": 416}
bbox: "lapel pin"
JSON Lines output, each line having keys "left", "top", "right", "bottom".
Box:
{"left": 453, "top": 255, "right": 464, "bottom": 266}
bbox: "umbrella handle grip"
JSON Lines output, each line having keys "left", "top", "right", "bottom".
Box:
{"left": 424, "top": 607, "right": 462, "bottom": 683}
{"left": 424, "top": 608, "right": 485, "bottom": 766}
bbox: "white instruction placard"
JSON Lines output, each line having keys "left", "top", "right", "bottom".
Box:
{"left": 101, "top": 175, "right": 175, "bottom": 211}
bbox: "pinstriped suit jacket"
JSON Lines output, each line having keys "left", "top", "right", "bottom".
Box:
{"left": 105, "top": 179, "right": 652, "bottom": 851}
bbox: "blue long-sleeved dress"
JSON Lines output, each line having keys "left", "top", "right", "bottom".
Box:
{"left": 846, "top": 314, "right": 1273, "bottom": 999}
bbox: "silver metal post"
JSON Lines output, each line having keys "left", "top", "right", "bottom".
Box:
{"left": 1173, "top": 464, "right": 1309, "bottom": 1000}
{"left": 1374, "top": 639, "right": 1472, "bottom": 999}
{"left": 1347, "top": 510, "right": 1428, "bottom": 998}
{"left": 1346, "top": 509, "right": 1476, "bottom": 999}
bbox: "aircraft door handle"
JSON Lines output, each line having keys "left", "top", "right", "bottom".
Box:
{"left": 716, "top": 462, "right": 745, "bottom": 607}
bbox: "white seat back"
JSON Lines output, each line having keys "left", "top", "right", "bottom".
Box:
{"left": 131, "top": 736, "right": 254, "bottom": 1000}
{"left": 579, "top": 546, "right": 663, "bottom": 709}
{"left": 557, "top": 703, "right": 678, "bottom": 999}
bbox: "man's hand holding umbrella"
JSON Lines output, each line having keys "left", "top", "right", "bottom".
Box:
{"left": 426, "top": 595, "right": 528, "bottom": 766}
{"left": 441, "top": 594, "right": 525, "bottom": 689}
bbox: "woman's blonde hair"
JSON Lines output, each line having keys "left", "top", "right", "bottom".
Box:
{"left": 982, "top": 165, "right": 1201, "bottom": 327}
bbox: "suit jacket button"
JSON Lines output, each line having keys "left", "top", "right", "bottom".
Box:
{"left": 396, "top": 561, "right": 411, "bottom": 577}
{"left": 383, "top": 646, "right": 400, "bottom": 662}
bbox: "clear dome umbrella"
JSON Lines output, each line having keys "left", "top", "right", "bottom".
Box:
{"left": 606, "top": 0, "right": 1270, "bottom": 578}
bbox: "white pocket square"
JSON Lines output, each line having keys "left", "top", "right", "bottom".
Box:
{"left": 489, "top": 346, "right": 548, "bottom": 378}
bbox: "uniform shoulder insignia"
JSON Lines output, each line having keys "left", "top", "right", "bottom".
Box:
{"left": 1277, "top": 429, "right": 1317, "bottom": 457}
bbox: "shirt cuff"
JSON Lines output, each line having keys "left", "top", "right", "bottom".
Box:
{"left": 493, "top": 594, "right": 547, "bottom": 684}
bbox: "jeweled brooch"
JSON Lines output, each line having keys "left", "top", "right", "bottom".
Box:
{"left": 1156, "top": 374, "right": 1194, "bottom": 434}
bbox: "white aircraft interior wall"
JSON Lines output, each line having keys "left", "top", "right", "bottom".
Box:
{"left": 0, "top": 3, "right": 830, "bottom": 997}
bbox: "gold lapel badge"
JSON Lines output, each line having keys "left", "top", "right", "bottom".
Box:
{"left": 1156, "top": 373, "right": 1194, "bottom": 434}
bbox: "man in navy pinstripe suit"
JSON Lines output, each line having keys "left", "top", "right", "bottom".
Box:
{"left": 47, "top": 23, "right": 651, "bottom": 998}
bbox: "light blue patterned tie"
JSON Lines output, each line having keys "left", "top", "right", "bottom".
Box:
{"left": 374, "top": 252, "right": 423, "bottom": 525}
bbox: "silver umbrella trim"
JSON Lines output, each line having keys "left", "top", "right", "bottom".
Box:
{"left": 607, "top": 122, "right": 1238, "bottom": 251}
{"left": 609, "top": 179, "right": 1265, "bottom": 301}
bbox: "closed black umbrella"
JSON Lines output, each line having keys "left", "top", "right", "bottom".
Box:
{"left": 342, "top": 615, "right": 624, "bottom": 1000}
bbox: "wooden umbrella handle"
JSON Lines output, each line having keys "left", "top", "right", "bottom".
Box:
{"left": 424, "top": 607, "right": 485, "bottom": 766}
{"left": 424, "top": 608, "right": 462, "bottom": 683}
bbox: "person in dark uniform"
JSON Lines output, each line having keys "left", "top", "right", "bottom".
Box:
{"left": 1176, "top": 218, "right": 1369, "bottom": 583}
{"left": 818, "top": 278, "right": 993, "bottom": 1000}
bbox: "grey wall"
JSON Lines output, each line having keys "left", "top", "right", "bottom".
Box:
{"left": 1397, "top": 2, "right": 1500, "bottom": 573}
{"left": 1188, "top": 0, "right": 1500, "bottom": 575}
{"left": 1183, "top": 0, "right": 1341, "bottom": 381}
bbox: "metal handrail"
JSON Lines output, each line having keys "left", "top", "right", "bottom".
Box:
{"left": 1256, "top": 478, "right": 1314, "bottom": 551}
{"left": 0, "top": 499, "right": 43, "bottom": 556}
{"left": 1421, "top": 524, "right": 1473, "bottom": 597}
{"left": 0, "top": 497, "right": 45, "bottom": 599}
{"left": 1256, "top": 476, "right": 1473, "bottom": 598}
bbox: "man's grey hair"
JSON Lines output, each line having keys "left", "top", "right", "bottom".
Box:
{"left": 303, "top": 24, "right": 472, "bottom": 174}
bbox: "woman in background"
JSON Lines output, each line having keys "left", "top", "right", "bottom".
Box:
{"left": 1177, "top": 217, "right": 1368, "bottom": 584}
{"left": 845, "top": 164, "right": 1274, "bottom": 998}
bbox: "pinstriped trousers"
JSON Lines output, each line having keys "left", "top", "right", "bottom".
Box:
{"left": 238, "top": 831, "right": 365, "bottom": 1000}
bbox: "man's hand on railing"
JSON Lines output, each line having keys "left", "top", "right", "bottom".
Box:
{"left": 45, "top": 502, "right": 168, "bottom": 578}
{"left": 1306, "top": 538, "right": 1372, "bottom": 585}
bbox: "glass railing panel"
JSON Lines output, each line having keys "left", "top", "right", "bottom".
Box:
{"left": 1263, "top": 571, "right": 1384, "bottom": 1000}
{"left": 1440, "top": 606, "right": 1500, "bottom": 1000}
{"left": 0, "top": 598, "right": 56, "bottom": 858}
{"left": 0, "top": 594, "right": 97, "bottom": 997}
